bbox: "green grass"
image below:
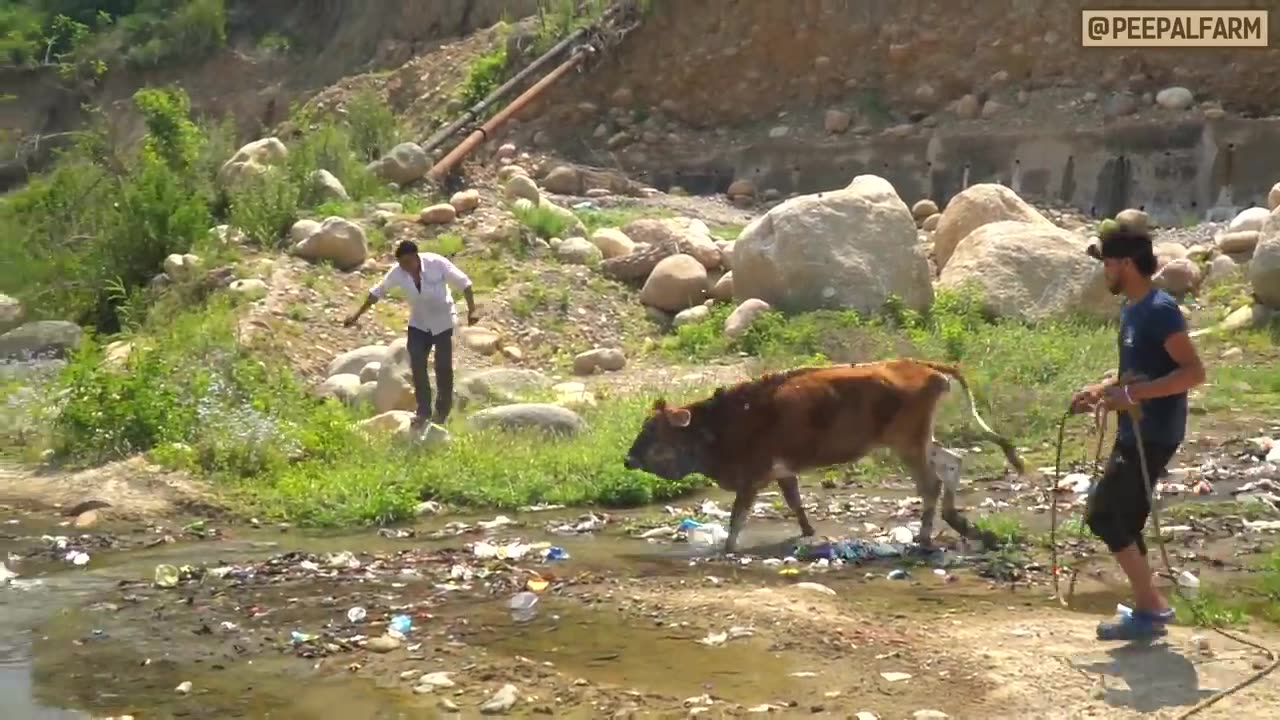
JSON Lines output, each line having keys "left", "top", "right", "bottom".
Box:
{"left": 576, "top": 205, "right": 674, "bottom": 234}
{"left": 510, "top": 201, "right": 577, "bottom": 239}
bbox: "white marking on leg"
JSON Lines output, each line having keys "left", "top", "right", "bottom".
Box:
{"left": 769, "top": 459, "right": 796, "bottom": 479}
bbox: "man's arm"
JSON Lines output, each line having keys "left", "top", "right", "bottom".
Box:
{"left": 344, "top": 270, "right": 393, "bottom": 326}
{"left": 1126, "top": 302, "right": 1205, "bottom": 401}
{"left": 441, "top": 257, "right": 478, "bottom": 321}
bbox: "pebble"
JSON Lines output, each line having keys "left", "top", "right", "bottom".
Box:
{"left": 481, "top": 684, "right": 519, "bottom": 714}
{"left": 364, "top": 635, "right": 401, "bottom": 653}
{"left": 174, "top": 681, "right": 192, "bottom": 695}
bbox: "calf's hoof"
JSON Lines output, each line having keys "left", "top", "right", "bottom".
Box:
{"left": 799, "top": 524, "right": 817, "bottom": 538}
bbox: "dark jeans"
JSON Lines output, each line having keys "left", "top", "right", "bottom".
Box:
{"left": 1084, "top": 439, "right": 1179, "bottom": 555}
{"left": 406, "top": 326, "right": 453, "bottom": 423}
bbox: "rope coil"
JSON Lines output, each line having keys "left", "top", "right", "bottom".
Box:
{"left": 1048, "top": 398, "right": 1279, "bottom": 718}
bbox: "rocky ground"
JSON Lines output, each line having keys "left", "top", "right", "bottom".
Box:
{"left": 3, "top": 414, "right": 1279, "bottom": 718}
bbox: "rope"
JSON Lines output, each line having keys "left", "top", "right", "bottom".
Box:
{"left": 1048, "top": 395, "right": 1280, "bottom": 718}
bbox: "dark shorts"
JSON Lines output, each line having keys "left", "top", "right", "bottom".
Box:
{"left": 1084, "top": 439, "right": 1180, "bottom": 554}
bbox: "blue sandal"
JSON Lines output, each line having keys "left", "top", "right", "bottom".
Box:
{"left": 1096, "top": 606, "right": 1175, "bottom": 641}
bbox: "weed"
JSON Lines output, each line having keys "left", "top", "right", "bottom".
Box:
{"left": 458, "top": 46, "right": 509, "bottom": 109}
{"left": 510, "top": 201, "right": 577, "bottom": 239}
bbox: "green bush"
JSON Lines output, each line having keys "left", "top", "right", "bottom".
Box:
{"left": 121, "top": 0, "right": 226, "bottom": 70}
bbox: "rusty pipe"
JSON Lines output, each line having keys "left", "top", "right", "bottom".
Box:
{"left": 426, "top": 48, "right": 588, "bottom": 182}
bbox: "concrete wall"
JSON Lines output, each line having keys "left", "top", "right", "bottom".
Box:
{"left": 626, "top": 117, "right": 1280, "bottom": 225}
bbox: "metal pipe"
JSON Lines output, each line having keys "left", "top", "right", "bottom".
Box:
{"left": 426, "top": 48, "right": 588, "bottom": 182}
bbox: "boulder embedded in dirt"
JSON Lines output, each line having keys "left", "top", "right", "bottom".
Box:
{"left": 369, "top": 142, "right": 429, "bottom": 186}
{"left": 542, "top": 165, "right": 582, "bottom": 195}
{"left": 556, "top": 237, "right": 603, "bottom": 266}
{"left": 450, "top": 189, "right": 481, "bottom": 214}
{"left": 469, "top": 403, "right": 585, "bottom": 437}
{"left": 356, "top": 410, "right": 449, "bottom": 445}
{"left": 310, "top": 169, "right": 349, "bottom": 201}
{"left": 673, "top": 304, "right": 711, "bottom": 328}
{"left": 328, "top": 344, "right": 389, "bottom": 378}
{"left": 291, "top": 217, "right": 369, "bottom": 271}
{"left": 640, "top": 254, "right": 709, "bottom": 312}
{"left": 1154, "top": 258, "right": 1202, "bottom": 295}
{"left": 622, "top": 217, "right": 721, "bottom": 269}
{"left": 290, "top": 219, "right": 322, "bottom": 244}
{"left": 1206, "top": 255, "right": 1242, "bottom": 285}
{"left": 420, "top": 203, "right": 457, "bottom": 225}
{"left": 460, "top": 326, "right": 502, "bottom": 355}
{"left": 931, "top": 183, "right": 1054, "bottom": 269}
{"left": 572, "top": 347, "right": 626, "bottom": 375}
{"left": 725, "top": 299, "right": 772, "bottom": 339}
{"left": 717, "top": 240, "right": 736, "bottom": 269}
{"left": 912, "top": 199, "right": 939, "bottom": 223}
{"left": 504, "top": 175, "right": 541, "bottom": 204}
{"left": 1217, "top": 230, "right": 1260, "bottom": 256}
{"left": 316, "top": 374, "right": 362, "bottom": 404}
{"left": 1, "top": 293, "right": 25, "bottom": 334}
{"left": 217, "top": 137, "right": 287, "bottom": 189}
{"left": 938, "top": 220, "right": 1117, "bottom": 321}
{"left": 458, "top": 368, "right": 551, "bottom": 404}
{"left": 373, "top": 339, "right": 415, "bottom": 413}
{"left": 1155, "top": 242, "right": 1189, "bottom": 267}
{"left": 922, "top": 213, "right": 941, "bottom": 231}
{"left": 1228, "top": 206, "right": 1270, "bottom": 234}
{"left": 731, "top": 174, "right": 933, "bottom": 314}
{"left": 0, "top": 320, "right": 83, "bottom": 359}
{"left": 1250, "top": 212, "right": 1280, "bottom": 306}
{"left": 710, "top": 272, "right": 734, "bottom": 300}
{"left": 589, "top": 228, "right": 635, "bottom": 259}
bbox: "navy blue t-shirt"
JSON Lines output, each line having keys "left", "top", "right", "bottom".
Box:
{"left": 1116, "top": 288, "right": 1188, "bottom": 447}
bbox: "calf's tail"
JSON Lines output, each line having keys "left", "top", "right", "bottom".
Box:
{"left": 918, "top": 360, "right": 1026, "bottom": 475}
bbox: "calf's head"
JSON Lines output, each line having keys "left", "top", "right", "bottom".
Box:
{"left": 623, "top": 399, "right": 711, "bottom": 481}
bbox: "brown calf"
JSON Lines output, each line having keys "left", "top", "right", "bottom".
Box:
{"left": 623, "top": 359, "right": 1027, "bottom": 554}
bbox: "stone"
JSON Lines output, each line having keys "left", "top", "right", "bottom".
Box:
{"left": 359, "top": 362, "right": 381, "bottom": 384}
{"left": 710, "top": 271, "right": 734, "bottom": 300}
{"left": 419, "top": 203, "right": 458, "bottom": 225}
{"left": 496, "top": 143, "right": 517, "bottom": 160}
{"left": 542, "top": 165, "right": 582, "bottom": 195}
{"left": 555, "top": 237, "right": 603, "bottom": 266}
{"left": 1154, "top": 258, "right": 1202, "bottom": 295}
{"left": 373, "top": 339, "right": 415, "bottom": 413}
{"left": 911, "top": 199, "right": 939, "bottom": 223}
{"left": 1219, "top": 303, "right": 1272, "bottom": 332}
{"left": 229, "top": 278, "right": 269, "bottom": 300}
{"left": 316, "top": 374, "right": 363, "bottom": 404}
{"left": 209, "top": 224, "right": 248, "bottom": 246}
{"left": 734, "top": 175, "right": 931, "bottom": 313}
{"left": 290, "top": 219, "right": 322, "bottom": 244}
{"left": 369, "top": 142, "right": 429, "bottom": 186}
{"left": 640, "top": 254, "right": 709, "bottom": 312}
{"left": 824, "top": 109, "right": 851, "bottom": 134}
{"left": 980, "top": 100, "right": 1005, "bottom": 119}
{"left": 461, "top": 327, "right": 502, "bottom": 355}
{"left": 673, "top": 305, "right": 711, "bottom": 328}
{"left": 725, "top": 299, "right": 771, "bottom": 339}
{"left": 162, "top": 253, "right": 202, "bottom": 281}
{"left": 291, "top": 217, "right": 368, "bottom": 271}
{"left": 218, "top": 137, "right": 287, "bottom": 188}
{"left": 1102, "top": 92, "right": 1139, "bottom": 117}
{"left": 1250, "top": 211, "right": 1280, "bottom": 306}
{"left": 310, "top": 169, "right": 349, "bottom": 201}
{"left": 727, "top": 179, "right": 755, "bottom": 199}
{"left": 938, "top": 220, "right": 1118, "bottom": 321}
{"left": 589, "top": 228, "right": 635, "bottom": 259}
{"left": 0, "top": 320, "right": 83, "bottom": 359}
{"left": 1217, "top": 230, "right": 1260, "bottom": 255}
{"left": 1155, "top": 241, "right": 1189, "bottom": 266}
{"left": 1269, "top": 182, "right": 1280, "bottom": 211}
{"left": 921, "top": 213, "right": 941, "bottom": 231}
{"left": 622, "top": 217, "right": 721, "bottom": 269}
{"left": 504, "top": 174, "right": 541, "bottom": 204}
{"left": 1155, "top": 86, "right": 1195, "bottom": 110}
{"left": 931, "top": 183, "right": 1054, "bottom": 269}
{"left": 458, "top": 368, "right": 552, "bottom": 404}
{"left": 450, "top": 189, "right": 481, "bottom": 214}
{"left": 717, "top": 240, "right": 736, "bottom": 269}
{"left": 1115, "top": 207, "right": 1149, "bottom": 233}
{"left": 572, "top": 348, "right": 626, "bottom": 375}
{"left": 953, "top": 94, "right": 981, "bottom": 119}
{"left": 1207, "top": 255, "right": 1241, "bottom": 284}
{"left": 480, "top": 684, "right": 520, "bottom": 714}
{"left": 1227, "top": 206, "right": 1270, "bottom": 234}
{"left": 328, "top": 344, "right": 389, "bottom": 378}
{"left": 469, "top": 404, "right": 585, "bottom": 437}
{"left": 552, "top": 381, "right": 596, "bottom": 409}
{"left": 365, "top": 635, "right": 402, "bottom": 653}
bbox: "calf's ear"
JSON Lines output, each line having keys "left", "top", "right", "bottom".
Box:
{"left": 668, "top": 408, "right": 692, "bottom": 427}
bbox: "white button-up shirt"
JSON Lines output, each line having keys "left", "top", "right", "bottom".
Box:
{"left": 370, "top": 252, "right": 472, "bottom": 335}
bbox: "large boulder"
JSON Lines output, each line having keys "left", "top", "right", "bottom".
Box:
{"left": 327, "top": 344, "right": 389, "bottom": 378}
{"left": 315, "top": 373, "right": 363, "bottom": 405}
{"left": 1227, "top": 206, "right": 1271, "bottom": 234}
{"left": 640, "top": 254, "right": 709, "bottom": 312}
{"left": 373, "top": 339, "right": 415, "bottom": 413}
{"left": 457, "top": 368, "right": 552, "bottom": 405}
{"left": 369, "top": 142, "right": 429, "bottom": 186}
{"left": 731, "top": 174, "right": 933, "bottom": 314}
{"left": 937, "top": 220, "right": 1117, "bottom": 321}
{"left": 217, "top": 138, "right": 287, "bottom": 189}
{"left": 622, "top": 218, "right": 721, "bottom": 269}
{"left": 931, "top": 183, "right": 1054, "bottom": 269}
{"left": 0, "top": 320, "right": 83, "bottom": 359}
{"left": 291, "top": 217, "right": 369, "bottom": 271}
{"left": 589, "top": 228, "right": 635, "bottom": 259}
{"left": 1251, "top": 210, "right": 1280, "bottom": 306}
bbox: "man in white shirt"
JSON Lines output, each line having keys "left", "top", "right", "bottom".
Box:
{"left": 343, "top": 239, "right": 478, "bottom": 427}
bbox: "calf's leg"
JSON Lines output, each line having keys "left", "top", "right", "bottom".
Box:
{"left": 723, "top": 483, "right": 761, "bottom": 555}
{"left": 776, "top": 476, "right": 815, "bottom": 537}
{"left": 906, "top": 452, "right": 943, "bottom": 548}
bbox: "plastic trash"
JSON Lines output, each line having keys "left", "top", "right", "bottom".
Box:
{"left": 887, "top": 569, "right": 909, "bottom": 580}
{"left": 389, "top": 614, "right": 412, "bottom": 635}
{"left": 687, "top": 523, "right": 728, "bottom": 548}
{"left": 544, "top": 546, "right": 569, "bottom": 561}
{"left": 509, "top": 591, "right": 539, "bottom": 623}
{"left": 1177, "top": 570, "right": 1201, "bottom": 597}
{"left": 67, "top": 551, "right": 89, "bottom": 566}
{"left": 347, "top": 606, "right": 367, "bottom": 623}
{"left": 154, "top": 564, "right": 180, "bottom": 588}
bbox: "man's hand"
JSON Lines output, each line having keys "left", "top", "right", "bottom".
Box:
{"left": 467, "top": 308, "right": 480, "bottom": 326}
{"left": 1102, "top": 384, "right": 1138, "bottom": 413}
{"left": 343, "top": 313, "right": 359, "bottom": 328}
{"left": 1069, "top": 383, "right": 1104, "bottom": 415}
